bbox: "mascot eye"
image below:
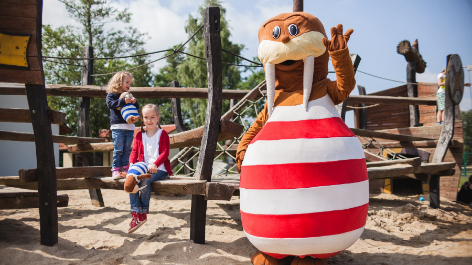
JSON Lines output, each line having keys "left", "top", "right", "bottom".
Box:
{"left": 288, "top": 24, "right": 298, "bottom": 36}
{"left": 272, "top": 26, "right": 281, "bottom": 39}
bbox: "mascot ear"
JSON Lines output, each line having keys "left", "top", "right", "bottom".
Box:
{"left": 137, "top": 173, "right": 152, "bottom": 180}
{"left": 124, "top": 175, "right": 137, "bottom": 193}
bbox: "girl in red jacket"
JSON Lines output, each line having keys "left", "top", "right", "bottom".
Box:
{"left": 127, "top": 104, "right": 173, "bottom": 233}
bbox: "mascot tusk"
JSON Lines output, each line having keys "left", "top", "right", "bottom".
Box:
{"left": 265, "top": 62, "right": 276, "bottom": 117}
{"left": 303, "top": 56, "right": 314, "bottom": 111}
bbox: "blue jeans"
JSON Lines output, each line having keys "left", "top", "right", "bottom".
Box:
{"left": 129, "top": 170, "right": 168, "bottom": 214}
{"left": 112, "top": 129, "right": 134, "bottom": 168}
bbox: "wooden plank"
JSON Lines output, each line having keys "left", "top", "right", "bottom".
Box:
{"left": 205, "top": 182, "right": 238, "bottom": 201}
{"left": 366, "top": 157, "right": 421, "bottom": 168}
{"left": 0, "top": 130, "right": 105, "bottom": 144}
{"left": 0, "top": 2, "right": 37, "bottom": 18}
{"left": 0, "top": 176, "right": 207, "bottom": 195}
{"left": 0, "top": 69, "right": 43, "bottom": 84}
{"left": 0, "top": 0, "right": 37, "bottom": 5}
{"left": 191, "top": 7, "right": 223, "bottom": 245}
{"left": 351, "top": 128, "right": 434, "bottom": 141}
{"left": 347, "top": 95, "right": 436, "bottom": 106}
{"left": 0, "top": 194, "right": 68, "bottom": 209}
{"left": 0, "top": 108, "right": 65, "bottom": 124}
{"left": 0, "top": 84, "right": 254, "bottom": 99}
{"left": 25, "top": 83, "right": 58, "bottom": 246}
{"left": 370, "top": 139, "right": 463, "bottom": 149}
{"left": 367, "top": 162, "right": 456, "bottom": 180}
{"left": 0, "top": 15, "right": 36, "bottom": 30}
{"left": 407, "top": 61, "right": 420, "bottom": 126}
{"left": 19, "top": 166, "right": 112, "bottom": 182}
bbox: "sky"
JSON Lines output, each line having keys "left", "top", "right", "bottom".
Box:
{"left": 43, "top": 0, "right": 472, "bottom": 127}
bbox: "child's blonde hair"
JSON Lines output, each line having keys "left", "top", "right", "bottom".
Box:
{"left": 106, "top": 71, "right": 133, "bottom": 93}
{"left": 141, "top": 104, "right": 161, "bottom": 132}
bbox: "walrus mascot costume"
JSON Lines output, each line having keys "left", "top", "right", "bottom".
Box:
{"left": 236, "top": 12, "right": 369, "bottom": 265}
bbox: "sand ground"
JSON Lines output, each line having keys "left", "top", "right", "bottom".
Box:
{"left": 0, "top": 188, "right": 471, "bottom": 265}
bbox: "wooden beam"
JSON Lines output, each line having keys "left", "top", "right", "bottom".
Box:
{"left": 0, "top": 84, "right": 254, "bottom": 99}
{"left": 347, "top": 95, "right": 436, "bottom": 106}
{"left": 0, "top": 193, "right": 68, "bottom": 209}
{"left": 192, "top": 7, "right": 223, "bottom": 245}
{"left": 205, "top": 182, "right": 238, "bottom": 201}
{"left": 19, "top": 166, "right": 112, "bottom": 182}
{"left": 366, "top": 157, "right": 421, "bottom": 168}
{"left": 354, "top": 85, "right": 367, "bottom": 129}
{"left": 0, "top": 130, "right": 105, "bottom": 144}
{"left": 351, "top": 128, "right": 434, "bottom": 141}
{"left": 67, "top": 119, "right": 244, "bottom": 152}
{"left": 0, "top": 108, "right": 65, "bottom": 124}
{"left": 0, "top": 176, "right": 207, "bottom": 195}
{"left": 368, "top": 139, "right": 463, "bottom": 149}
{"left": 407, "top": 61, "right": 420, "bottom": 126}
{"left": 293, "top": 0, "right": 303, "bottom": 12}
{"left": 367, "top": 162, "right": 456, "bottom": 180}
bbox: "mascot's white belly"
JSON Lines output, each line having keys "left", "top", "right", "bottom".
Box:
{"left": 240, "top": 94, "right": 369, "bottom": 258}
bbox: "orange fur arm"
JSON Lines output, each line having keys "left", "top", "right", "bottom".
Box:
{"left": 326, "top": 47, "right": 356, "bottom": 105}
{"left": 236, "top": 104, "right": 269, "bottom": 172}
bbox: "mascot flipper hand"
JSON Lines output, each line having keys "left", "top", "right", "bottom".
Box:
{"left": 236, "top": 12, "right": 368, "bottom": 265}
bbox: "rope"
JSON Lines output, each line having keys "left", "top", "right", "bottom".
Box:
{"left": 90, "top": 25, "right": 204, "bottom": 77}
{"left": 347, "top": 104, "right": 380, "bottom": 109}
{"left": 175, "top": 50, "right": 263, "bottom": 67}
{"left": 42, "top": 49, "right": 174, "bottom": 60}
{"left": 43, "top": 59, "right": 82, "bottom": 67}
{"left": 357, "top": 70, "right": 438, "bottom": 86}
{"left": 221, "top": 48, "right": 263, "bottom": 66}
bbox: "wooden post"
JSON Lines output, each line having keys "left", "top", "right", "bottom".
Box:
{"left": 430, "top": 54, "right": 464, "bottom": 208}
{"left": 25, "top": 84, "right": 58, "bottom": 246}
{"left": 191, "top": 6, "right": 223, "bottom": 244}
{"left": 354, "top": 85, "right": 367, "bottom": 129}
{"left": 407, "top": 62, "right": 420, "bottom": 127}
{"left": 293, "top": 0, "right": 303, "bottom": 12}
{"left": 336, "top": 54, "right": 361, "bottom": 120}
{"left": 171, "top": 80, "right": 193, "bottom": 174}
{"left": 79, "top": 46, "right": 104, "bottom": 207}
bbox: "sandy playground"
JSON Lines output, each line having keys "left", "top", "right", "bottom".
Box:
{"left": 0, "top": 188, "right": 471, "bottom": 265}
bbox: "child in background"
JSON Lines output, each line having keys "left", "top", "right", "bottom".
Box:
{"left": 106, "top": 71, "right": 140, "bottom": 179}
{"left": 127, "top": 104, "right": 173, "bottom": 233}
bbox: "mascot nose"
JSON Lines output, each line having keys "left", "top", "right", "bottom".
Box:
{"left": 280, "top": 35, "right": 290, "bottom": 43}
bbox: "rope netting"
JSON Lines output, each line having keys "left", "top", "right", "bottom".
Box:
{"left": 171, "top": 81, "right": 266, "bottom": 177}
{"left": 360, "top": 135, "right": 408, "bottom": 161}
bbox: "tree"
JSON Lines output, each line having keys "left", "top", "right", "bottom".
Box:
{"left": 176, "top": 0, "right": 245, "bottom": 128}
{"left": 462, "top": 110, "right": 472, "bottom": 165}
{"left": 43, "top": 0, "right": 153, "bottom": 137}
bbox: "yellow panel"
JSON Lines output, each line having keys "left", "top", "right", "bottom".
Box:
{"left": 0, "top": 33, "right": 30, "bottom": 68}
{"left": 422, "top": 183, "right": 430, "bottom": 195}
{"left": 383, "top": 179, "right": 392, "bottom": 194}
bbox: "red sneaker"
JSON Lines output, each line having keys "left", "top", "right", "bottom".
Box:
{"left": 139, "top": 212, "right": 148, "bottom": 223}
{"left": 128, "top": 212, "right": 146, "bottom": 234}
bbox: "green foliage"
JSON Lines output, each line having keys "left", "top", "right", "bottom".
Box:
{"left": 462, "top": 109, "right": 472, "bottom": 156}
{"left": 176, "top": 0, "right": 245, "bottom": 128}
{"left": 43, "top": 0, "right": 153, "bottom": 137}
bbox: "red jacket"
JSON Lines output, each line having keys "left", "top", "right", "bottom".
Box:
{"left": 129, "top": 130, "right": 173, "bottom": 175}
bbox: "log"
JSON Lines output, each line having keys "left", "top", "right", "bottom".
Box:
{"left": 347, "top": 95, "right": 436, "bottom": 106}
{"left": 0, "top": 108, "right": 65, "bottom": 124}
{"left": 0, "top": 176, "right": 207, "bottom": 195}
{"left": 407, "top": 61, "right": 420, "bottom": 126}
{"left": 366, "top": 157, "right": 421, "bottom": 168}
{"left": 0, "top": 130, "right": 105, "bottom": 144}
{"left": 367, "top": 162, "right": 456, "bottom": 180}
{"left": 67, "top": 119, "right": 244, "bottom": 152}
{"left": 0, "top": 193, "right": 68, "bottom": 209}
{"left": 19, "top": 166, "right": 112, "bottom": 182}
{"left": 0, "top": 84, "right": 254, "bottom": 99}
{"left": 351, "top": 128, "right": 434, "bottom": 141}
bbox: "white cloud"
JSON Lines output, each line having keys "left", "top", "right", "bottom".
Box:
{"left": 43, "top": 0, "right": 81, "bottom": 27}
{"left": 416, "top": 68, "right": 439, "bottom": 83}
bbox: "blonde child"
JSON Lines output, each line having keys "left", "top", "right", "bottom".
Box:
{"left": 127, "top": 104, "right": 173, "bottom": 233}
{"left": 106, "top": 71, "right": 140, "bottom": 179}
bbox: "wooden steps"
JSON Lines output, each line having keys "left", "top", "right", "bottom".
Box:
{"left": 0, "top": 130, "right": 106, "bottom": 144}
{"left": 0, "top": 187, "right": 68, "bottom": 209}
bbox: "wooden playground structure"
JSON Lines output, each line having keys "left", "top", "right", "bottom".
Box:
{"left": 0, "top": 0, "right": 466, "bottom": 247}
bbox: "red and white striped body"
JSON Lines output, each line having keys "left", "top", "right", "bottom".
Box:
{"left": 240, "top": 94, "right": 369, "bottom": 259}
